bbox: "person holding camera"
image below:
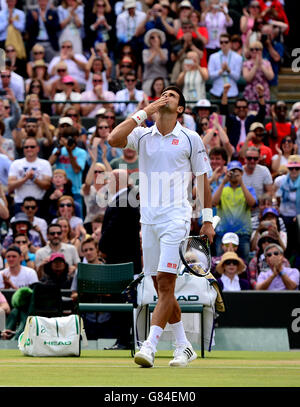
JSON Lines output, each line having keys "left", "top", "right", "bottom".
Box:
{"left": 212, "top": 160, "right": 257, "bottom": 262}
{"left": 49, "top": 126, "right": 87, "bottom": 217}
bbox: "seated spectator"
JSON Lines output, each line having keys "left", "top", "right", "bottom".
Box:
{"left": 0, "top": 66, "right": 24, "bottom": 103}
{"left": 212, "top": 160, "right": 257, "bottom": 262}
{"left": 35, "top": 223, "right": 80, "bottom": 281}
{"left": 84, "top": 0, "right": 112, "bottom": 49}
{"left": 220, "top": 83, "right": 266, "bottom": 150}
{"left": 57, "top": 0, "right": 84, "bottom": 55}
{"left": 255, "top": 243, "right": 299, "bottom": 290}
{"left": 85, "top": 51, "right": 112, "bottom": 92}
{"left": 2, "top": 213, "right": 42, "bottom": 252}
{"left": 0, "top": 246, "right": 38, "bottom": 289}
{"left": 115, "top": 0, "right": 146, "bottom": 46}
{"left": 208, "top": 146, "right": 228, "bottom": 194}
{"left": 271, "top": 135, "right": 297, "bottom": 175}
{"left": 26, "top": 44, "right": 46, "bottom": 78}
{"left": 10, "top": 196, "right": 47, "bottom": 243}
{"left": 216, "top": 251, "right": 250, "bottom": 291}
{"left": 173, "top": 0, "right": 193, "bottom": 36}
{"left": 25, "top": 60, "right": 50, "bottom": 98}
{"left": 242, "top": 146, "right": 273, "bottom": 212}
{"left": 202, "top": 112, "right": 234, "bottom": 159}
{"left": 49, "top": 61, "right": 81, "bottom": 99}
{"left": 240, "top": 0, "right": 262, "bottom": 44}
{"left": 114, "top": 45, "right": 143, "bottom": 90}
{"left": 170, "top": 20, "right": 205, "bottom": 85}
{"left": 49, "top": 126, "right": 88, "bottom": 213}
{"left": 25, "top": 78, "right": 51, "bottom": 116}
{"left": 192, "top": 98, "right": 213, "bottom": 135}
{"left": 230, "top": 34, "right": 244, "bottom": 57}
{"left": 80, "top": 73, "right": 115, "bottom": 118}
{"left": 148, "top": 77, "right": 166, "bottom": 102}
{"left": 251, "top": 207, "right": 287, "bottom": 252}
{"left": 201, "top": 0, "right": 233, "bottom": 58}
{"left": 53, "top": 75, "right": 81, "bottom": 115}
{"left": 261, "top": 23, "right": 284, "bottom": 100}
{"left": 251, "top": 192, "right": 286, "bottom": 234}
{"left": 114, "top": 72, "right": 146, "bottom": 118}
{"left": 0, "top": 0, "right": 25, "bottom": 52}
{"left": 275, "top": 155, "right": 300, "bottom": 259}
{"left": 208, "top": 33, "right": 243, "bottom": 99}
{"left": 142, "top": 29, "right": 169, "bottom": 96}
{"left": 176, "top": 50, "right": 208, "bottom": 107}
{"left": 41, "top": 252, "right": 72, "bottom": 289}
{"left": 88, "top": 118, "right": 122, "bottom": 164}
{"left": 48, "top": 40, "right": 88, "bottom": 88}
{"left": 55, "top": 216, "right": 82, "bottom": 254}
{"left": 52, "top": 195, "right": 84, "bottom": 235}
{"left": 0, "top": 88, "right": 21, "bottom": 140}
{"left": 238, "top": 121, "right": 273, "bottom": 169}
{"left": 8, "top": 136, "right": 52, "bottom": 214}
{"left": 242, "top": 41, "right": 274, "bottom": 114}
{"left": 81, "top": 155, "right": 111, "bottom": 223}
{"left": 266, "top": 101, "right": 295, "bottom": 156}
{"left": 248, "top": 230, "right": 290, "bottom": 289}
{"left": 25, "top": 0, "right": 60, "bottom": 63}
{"left": 211, "top": 232, "right": 248, "bottom": 280}
{"left": 13, "top": 234, "right": 36, "bottom": 270}
{"left": 5, "top": 44, "right": 27, "bottom": 78}
{"left": 62, "top": 107, "right": 88, "bottom": 142}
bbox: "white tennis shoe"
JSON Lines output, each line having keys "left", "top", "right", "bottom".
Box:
{"left": 134, "top": 341, "right": 155, "bottom": 368}
{"left": 169, "top": 343, "right": 197, "bottom": 367}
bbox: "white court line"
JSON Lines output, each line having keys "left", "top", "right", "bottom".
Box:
{"left": 0, "top": 364, "right": 300, "bottom": 369}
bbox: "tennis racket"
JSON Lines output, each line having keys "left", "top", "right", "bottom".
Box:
{"left": 179, "top": 216, "right": 220, "bottom": 277}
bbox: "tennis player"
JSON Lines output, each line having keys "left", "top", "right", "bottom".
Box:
{"left": 108, "top": 86, "right": 215, "bottom": 367}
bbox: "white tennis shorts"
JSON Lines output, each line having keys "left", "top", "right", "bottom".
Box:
{"left": 141, "top": 219, "right": 190, "bottom": 276}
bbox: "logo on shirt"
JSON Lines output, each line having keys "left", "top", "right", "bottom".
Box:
{"left": 167, "top": 262, "right": 177, "bottom": 269}
{"left": 172, "top": 139, "right": 179, "bottom": 145}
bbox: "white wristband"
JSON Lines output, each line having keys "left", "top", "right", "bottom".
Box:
{"left": 131, "top": 110, "right": 147, "bottom": 126}
{"left": 202, "top": 208, "right": 213, "bottom": 223}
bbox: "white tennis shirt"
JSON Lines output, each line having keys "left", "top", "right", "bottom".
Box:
{"left": 126, "top": 121, "right": 211, "bottom": 224}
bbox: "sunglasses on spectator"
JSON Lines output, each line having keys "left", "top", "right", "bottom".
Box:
{"left": 24, "top": 145, "right": 37, "bottom": 149}
{"left": 250, "top": 48, "right": 262, "bottom": 51}
{"left": 34, "top": 51, "right": 44, "bottom": 55}
{"left": 6, "top": 48, "right": 15, "bottom": 52}
{"left": 293, "top": 109, "right": 300, "bottom": 113}
{"left": 49, "top": 231, "right": 62, "bottom": 236}
{"left": 62, "top": 45, "right": 72, "bottom": 49}
{"left": 277, "top": 106, "right": 287, "bottom": 111}
{"left": 94, "top": 170, "right": 104, "bottom": 173}
{"left": 58, "top": 69, "right": 66, "bottom": 72}
{"left": 220, "top": 40, "right": 229, "bottom": 44}
{"left": 1, "top": 75, "right": 10, "bottom": 78}
{"left": 93, "top": 79, "right": 103, "bottom": 83}
{"left": 4, "top": 106, "right": 10, "bottom": 109}
{"left": 224, "top": 259, "right": 239, "bottom": 266}
{"left": 105, "top": 115, "right": 115, "bottom": 119}
{"left": 266, "top": 251, "right": 280, "bottom": 257}
{"left": 282, "top": 139, "right": 293, "bottom": 143}
{"left": 246, "top": 156, "right": 259, "bottom": 161}
{"left": 59, "top": 203, "right": 73, "bottom": 208}
{"left": 15, "top": 239, "right": 28, "bottom": 244}
{"left": 289, "top": 167, "right": 300, "bottom": 171}
{"left": 201, "top": 122, "right": 209, "bottom": 126}
{"left": 126, "top": 78, "right": 136, "bottom": 82}
{"left": 121, "top": 64, "right": 131, "bottom": 68}
{"left": 24, "top": 205, "right": 37, "bottom": 210}
{"left": 67, "top": 113, "right": 78, "bottom": 117}
{"left": 98, "top": 125, "right": 109, "bottom": 129}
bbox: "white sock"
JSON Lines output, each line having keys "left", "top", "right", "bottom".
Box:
{"left": 147, "top": 325, "right": 163, "bottom": 352}
{"left": 170, "top": 321, "right": 189, "bottom": 346}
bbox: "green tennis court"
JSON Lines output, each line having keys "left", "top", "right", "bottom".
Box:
{"left": 0, "top": 350, "right": 299, "bottom": 387}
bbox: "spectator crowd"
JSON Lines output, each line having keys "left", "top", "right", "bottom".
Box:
{"left": 0, "top": 0, "right": 300, "bottom": 341}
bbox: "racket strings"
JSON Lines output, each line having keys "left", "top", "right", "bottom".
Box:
{"left": 183, "top": 237, "right": 211, "bottom": 276}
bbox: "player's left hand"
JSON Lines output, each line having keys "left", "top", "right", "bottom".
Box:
{"left": 200, "top": 222, "right": 215, "bottom": 244}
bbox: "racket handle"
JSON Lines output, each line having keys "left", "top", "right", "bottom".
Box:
{"left": 212, "top": 215, "right": 220, "bottom": 230}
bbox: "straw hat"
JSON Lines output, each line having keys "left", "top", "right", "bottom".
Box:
{"left": 216, "top": 252, "right": 245, "bottom": 274}
{"left": 144, "top": 29, "right": 166, "bottom": 47}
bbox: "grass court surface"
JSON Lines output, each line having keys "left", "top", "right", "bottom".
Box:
{"left": 0, "top": 349, "right": 300, "bottom": 387}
